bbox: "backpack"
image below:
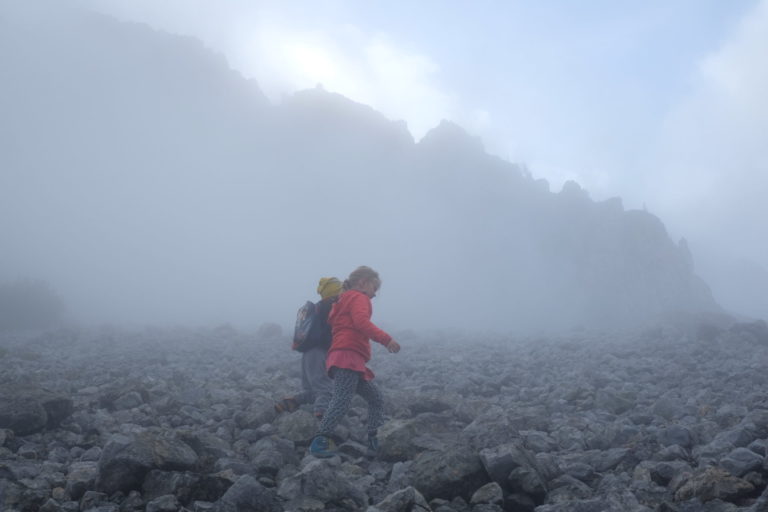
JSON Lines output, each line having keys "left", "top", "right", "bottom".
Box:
{"left": 292, "top": 301, "right": 317, "bottom": 351}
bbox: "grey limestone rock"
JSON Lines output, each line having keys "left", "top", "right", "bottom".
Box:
{"left": 214, "top": 457, "right": 255, "bottom": 476}
{"left": 658, "top": 425, "right": 694, "bottom": 448}
{"left": 367, "top": 486, "right": 432, "bottom": 512}
{"left": 277, "top": 458, "right": 368, "bottom": 510}
{"left": 145, "top": 494, "right": 180, "bottom": 512}
{"left": 410, "top": 445, "right": 489, "bottom": 501}
{"left": 0, "top": 387, "right": 73, "bottom": 435}
{"left": 462, "top": 407, "right": 520, "bottom": 450}
{"left": 559, "top": 461, "right": 595, "bottom": 482}
{"left": 272, "top": 409, "right": 317, "bottom": 444}
{"left": 80, "top": 446, "right": 102, "bottom": 462}
{"left": 233, "top": 401, "right": 277, "bottom": 431}
{"left": 595, "top": 390, "right": 634, "bottom": 415}
{"left": 546, "top": 474, "right": 593, "bottom": 504}
{"left": 96, "top": 430, "right": 198, "bottom": 494}
{"left": 141, "top": 469, "right": 233, "bottom": 504}
{"left": 215, "top": 474, "right": 281, "bottom": 512}
{"left": 534, "top": 492, "right": 651, "bottom": 512}
{"left": 719, "top": 447, "right": 763, "bottom": 477}
{"left": 65, "top": 460, "right": 98, "bottom": 500}
{"left": 649, "top": 460, "right": 692, "bottom": 486}
{"left": 589, "top": 448, "right": 630, "bottom": 473}
{"left": 673, "top": 466, "right": 754, "bottom": 502}
{"left": 653, "top": 444, "right": 691, "bottom": 462}
{"left": 470, "top": 482, "right": 504, "bottom": 506}
{"left": 472, "top": 505, "right": 504, "bottom": 512}
{"left": 378, "top": 413, "right": 455, "bottom": 462}
{"left": 479, "top": 440, "right": 540, "bottom": 487}
{"left": 247, "top": 435, "right": 297, "bottom": 476}
{"left": 79, "top": 490, "right": 109, "bottom": 510}
{"left": 521, "top": 430, "right": 558, "bottom": 453}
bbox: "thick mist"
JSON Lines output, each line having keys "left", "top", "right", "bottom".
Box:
{"left": 6, "top": 6, "right": 768, "bottom": 512}
{"left": 0, "top": 3, "right": 721, "bottom": 333}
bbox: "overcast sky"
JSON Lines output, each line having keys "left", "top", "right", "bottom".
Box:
{"left": 78, "top": 0, "right": 768, "bottom": 317}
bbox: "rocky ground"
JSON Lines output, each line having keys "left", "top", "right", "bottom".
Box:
{"left": 1, "top": 318, "right": 768, "bottom": 512}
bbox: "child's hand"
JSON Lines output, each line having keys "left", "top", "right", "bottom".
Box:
{"left": 386, "top": 340, "right": 401, "bottom": 353}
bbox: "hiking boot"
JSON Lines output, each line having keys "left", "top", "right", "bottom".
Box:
{"left": 309, "top": 435, "right": 337, "bottom": 458}
{"left": 274, "top": 397, "right": 299, "bottom": 414}
{"left": 366, "top": 435, "right": 380, "bottom": 458}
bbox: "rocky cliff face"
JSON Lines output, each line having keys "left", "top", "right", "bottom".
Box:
{"left": 0, "top": 4, "right": 718, "bottom": 330}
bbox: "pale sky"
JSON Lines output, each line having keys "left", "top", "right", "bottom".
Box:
{"left": 80, "top": 0, "right": 768, "bottom": 317}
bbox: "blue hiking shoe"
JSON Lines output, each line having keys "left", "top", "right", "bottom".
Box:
{"left": 309, "top": 435, "right": 337, "bottom": 458}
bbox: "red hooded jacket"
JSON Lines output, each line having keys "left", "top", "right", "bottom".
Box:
{"left": 327, "top": 289, "right": 392, "bottom": 362}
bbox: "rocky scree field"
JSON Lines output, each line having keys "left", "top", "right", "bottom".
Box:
{"left": 1, "top": 320, "right": 768, "bottom": 512}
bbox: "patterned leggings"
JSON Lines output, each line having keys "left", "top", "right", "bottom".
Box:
{"left": 317, "top": 367, "right": 384, "bottom": 437}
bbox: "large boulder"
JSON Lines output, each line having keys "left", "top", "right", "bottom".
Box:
{"left": 480, "top": 440, "right": 543, "bottom": 487}
{"left": 0, "top": 387, "right": 73, "bottom": 435}
{"left": 246, "top": 436, "right": 297, "bottom": 476}
{"left": 378, "top": 413, "right": 454, "bottom": 462}
{"left": 177, "top": 429, "right": 234, "bottom": 470}
{"left": 277, "top": 458, "right": 368, "bottom": 509}
{"left": 215, "top": 474, "right": 282, "bottom": 512}
{"left": 65, "top": 461, "right": 99, "bottom": 500}
{"left": 409, "top": 445, "right": 489, "bottom": 501}
{"left": 0, "top": 399, "right": 46, "bottom": 435}
{"left": 96, "top": 431, "right": 199, "bottom": 495}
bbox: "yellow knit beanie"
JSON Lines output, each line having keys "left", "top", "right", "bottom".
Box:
{"left": 317, "top": 277, "right": 342, "bottom": 300}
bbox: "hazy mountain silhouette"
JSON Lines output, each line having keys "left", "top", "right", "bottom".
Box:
{"left": 0, "top": 3, "right": 719, "bottom": 331}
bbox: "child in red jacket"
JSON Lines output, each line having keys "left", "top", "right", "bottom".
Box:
{"left": 309, "top": 266, "right": 400, "bottom": 458}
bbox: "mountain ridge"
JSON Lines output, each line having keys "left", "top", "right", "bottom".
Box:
{"left": 0, "top": 3, "right": 719, "bottom": 330}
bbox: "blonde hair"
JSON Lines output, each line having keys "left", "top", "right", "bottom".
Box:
{"left": 343, "top": 266, "right": 381, "bottom": 291}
